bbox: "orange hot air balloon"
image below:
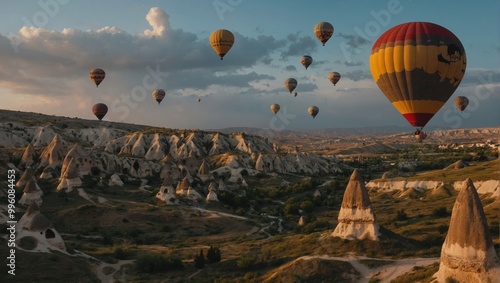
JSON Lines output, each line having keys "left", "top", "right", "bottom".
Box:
{"left": 300, "top": 55, "right": 313, "bottom": 69}
{"left": 327, "top": 71, "right": 341, "bottom": 86}
{"left": 90, "top": 68, "right": 105, "bottom": 87}
{"left": 152, "top": 89, "right": 166, "bottom": 104}
{"left": 313, "top": 22, "right": 334, "bottom": 46}
{"left": 454, "top": 96, "right": 469, "bottom": 112}
{"left": 210, "top": 29, "right": 234, "bottom": 60}
{"left": 370, "top": 22, "right": 466, "bottom": 130}
{"left": 92, "top": 103, "right": 108, "bottom": 121}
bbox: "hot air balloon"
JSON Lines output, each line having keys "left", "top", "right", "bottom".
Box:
{"left": 198, "top": 98, "right": 201, "bottom": 103}
{"left": 300, "top": 55, "right": 313, "bottom": 69}
{"left": 92, "top": 103, "right": 108, "bottom": 121}
{"left": 327, "top": 72, "right": 341, "bottom": 86}
{"left": 370, "top": 22, "right": 466, "bottom": 131}
{"left": 313, "top": 22, "right": 334, "bottom": 46}
{"left": 152, "top": 89, "right": 166, "bottom": 104}
{"left": 454, "top": 96, "right": 469, "bottom": 112}
{"left": 294, "top": 92, "right": 298, "bottom": 97}
{"left": 270, "top": 103, "right": 280, "bottom": 115}
{"left": 308, "top": 106, "right": 319, "bottom": 119}
{"left": 284, "top": 78, "right": 297, "bottom": 93}
{"left": 90, "top": 68, "right": 105, "bottom": 87}
{"left": 210, "top": 29, "right": 234, "bottom": 60}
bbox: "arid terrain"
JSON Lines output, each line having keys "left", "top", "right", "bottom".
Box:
{"left": 0, "top": 109, "right": 498, "bottom": 282}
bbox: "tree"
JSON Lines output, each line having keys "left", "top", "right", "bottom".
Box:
{"left": 206, "top": 246, "right": 221, "bottom": 264}
{"left": 194, "top": 249, "right": 205, "bottom": 269}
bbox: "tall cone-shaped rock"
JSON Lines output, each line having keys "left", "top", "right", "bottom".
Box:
{"left": 331, "top": 169, "right": 380, "bottom": 241}
{"left": 39, "top": 134, "right": 67, "bottom": 168}
{"left": 435, "top": 178, "right": 500, "bottom": 282}
{"left": 19, "top": 143, "right": 36, "bottom": 168}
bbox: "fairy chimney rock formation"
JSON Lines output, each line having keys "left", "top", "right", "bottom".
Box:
{"left": 19, "top": 143, "right": 36, "bottom": 169}
{"left": 331, "top": 169, "right": 380, "bottom": 241}
{"left": 19, "top": 180, "right": 43, "bottom": 206}
{"left": 435, "top": 178, "right": 500, "bottom": 282}
{"left": 206, "top": 184, "right": 219, "bottom": 203}
{"left": 39, "top": 134, "right": 67, "bottom": 168}
{"left": 16, "top": 167, "right": 36, "bottom": 188}
{"left": 156, "top": 175, "right": 179, "bottom": 205}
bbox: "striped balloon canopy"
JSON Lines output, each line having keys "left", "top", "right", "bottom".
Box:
{"left": 370, "top": 22, "right": 466, "bottom": 129}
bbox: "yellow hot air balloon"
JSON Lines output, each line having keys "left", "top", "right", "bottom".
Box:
{"left": 313, "top": 22, "right": 334, "bottom": 46}
{"left": 284, "top": 78, "right": 297, "bottom": 93}
{"left": 300, "top": 55, "right": 313, "bottom": 69}
{"left": 308, "top": 106, "right": 319, "bottom": 118}
{"left": 210, "top": 29, "right": 234, "bottom": 60}
{"left": 454, "top": 96, "right": 469, "bottom": 112}
{"left": 270, "top": 103, "right": 280, "bottom": 115}
{"left": 370, "top": 22, "right": 466, "bottom": 130}
{"left": 90, "top": 68, "right": 105, "bottom": 87}
{"left": 152, "top": 89, "right": 166, "bottom": 104}
{"left": 327, "top": 71, "right": 341, "bottom": 86}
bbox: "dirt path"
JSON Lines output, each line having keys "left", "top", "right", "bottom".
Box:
{"left": 298, "top": 255, "right": 440, "bottom": 282}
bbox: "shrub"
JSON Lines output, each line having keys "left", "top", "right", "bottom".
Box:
{"left": 206, "top": 246, "right": 221, "bottom": 264}
{"left": 396, "top": 209, "right": 408, "bottom": 221}
{"left": 194, "top": 249, "right": 205, "bottom": 269}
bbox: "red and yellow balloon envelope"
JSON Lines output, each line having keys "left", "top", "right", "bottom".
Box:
{"left": 370, "top": 22, "right": 466, "bottom": 130}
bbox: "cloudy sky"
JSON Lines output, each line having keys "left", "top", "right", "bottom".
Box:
{"left": 0, "top": 0, "right": 499, "bottom": 131}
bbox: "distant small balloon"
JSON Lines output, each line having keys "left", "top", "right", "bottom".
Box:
{"left": 313, "top": 22, "right": 334, "bottom": 46}
{"left": 300, "top": 55, "right": 313, "bottom": 69}
{"left": 90, "top": 68, "right": 105, "bottom": 87}
{"left": 92, "top": 103, "right": 108, "bottom": 121}
{"left": 270, "top": 103, "right": 280, "bottom": 115}
{"left": 308, "top": 106, "right": 319, "bottom": 118}
{"left": 152, "top": 89, "right": 166, "bottom": 104}
{"left": 328, "top": 71, "right": 341, "bottom": 86}
{"left": 294, "top": 92, "right": 298, "bottom": 97}
{"left": 454, "top": 96, "right": 469, "bottom": 112}
{"left": 198, "top": 98, "right": 201, "bottom": 102}
{"left": 284, "top": 78, "right": 297, "bottom": 93}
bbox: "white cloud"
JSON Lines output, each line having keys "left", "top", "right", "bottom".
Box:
{"left": 141, "top": 7, "right": 170, "bottom": 37}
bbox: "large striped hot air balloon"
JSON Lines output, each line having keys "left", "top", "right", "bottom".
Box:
{"left": 370, "top": 22, "right": 466, "bottom": 130}
{"left": 209, "top": 29, "right": 234, "bottom": 60}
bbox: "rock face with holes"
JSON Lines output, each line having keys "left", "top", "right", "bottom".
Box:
{"left": 156, "top": 176, "right": 179, "bottom": 205}
{"left": 16, "top": 202, "right": 66, "bottom": 252}
{"left": 435, "top": 178, "right": 500, "bottom": 282}
{"left": 331, "top": 169, "right": 380, "bottom": 241}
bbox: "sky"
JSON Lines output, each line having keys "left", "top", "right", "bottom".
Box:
{"left": 0, "top": 0, "right": 499, "bottom": 131}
